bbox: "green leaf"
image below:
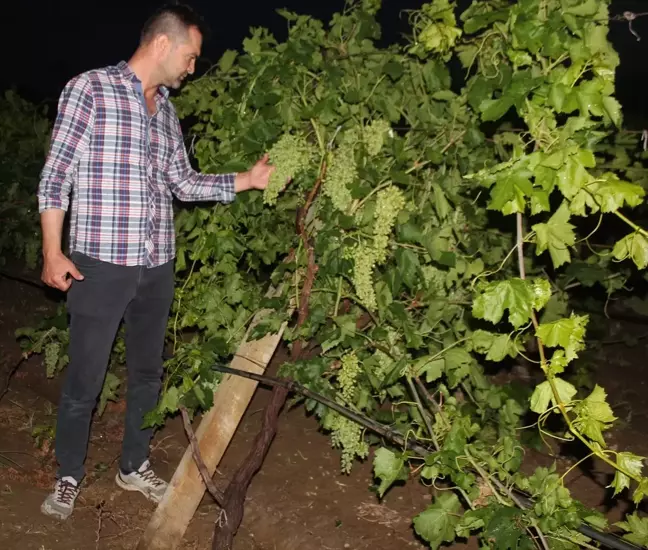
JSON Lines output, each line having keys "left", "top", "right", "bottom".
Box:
{"left": 592, "top": 174, "right": 645, "bottom": 213}
{"left": 562, "top": 0, "right": 598, "bottom": 16}
{"left": 536, "top": 313, "right": 589, "bottom": 364}
{"left": 557, "top": 154, "right": 591, "bottom": 200}
{"left": 610, "top": 452, "right": 644, "bottom": 496}
{"left": 444, "top": 347, "right": 472, "bottom": 387}
{"left": 612, "top": 232, "right": 648, "bottom": 269}
{"left": 488, "top": 173, "right": 533, "bottom": 215}
{"left": 395, "top": 248, "right": 421, "bottom": 290}
{"left": 530, "top": 378, "right": 577, "bottom": 414}
{"left": 481, "top": 97, "right": 514, "bottom": 122}
{"left": 159, "top": 386, "right": 180, "bottom": 415}
{"left": 413, "top": 493, "right": 461, "bottom": 549}
{"left": 432, "top": 183, "right": 451, "bottom": 220}
{"left": 531, "top": 203, "right": 576, "bottom": 269}
{"left": 373, "top": 447, "right": 407, "bottom": 497}
{"left": 472, "top": 330, "right": 519, "bottom": 362}
{"left": 473, "top": 278, "right": 547, "bottom": 328}
{"left": 484, "top": 506, "right": 534, "bottom": 550}
{"left": 530, "top": 278, "right": 552, "bottom": 311}
{"left": 98, "top": 372, "right": 121, "bottom": 416}
{"left": 530, "top": 381, "right": 553, "bottom": 415}
{"left": 455, "top": 509, "right": 486, "bottom": 538}
{"left": 632, "top": 478, "right": 648, "bottom": 505}
{"left": 418, "top": 358, "right": 446, "bottom": 383}
{"left": 602, "top": 96, "right": 622, "bottom": 127}
{"left": 615, "top": 512, "right": 648, "bottom": 546}
{"left": 573, "top": 385, "right": 616, "bottom": 446}
{"left": 218, "top": 50, "right": 238, "bottom": 72}
{"left": 554, "top": 377, "right": 578, "bottom": 407}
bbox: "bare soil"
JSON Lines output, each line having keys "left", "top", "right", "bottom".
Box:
{"left": 1, "top": 271, "right": 647, "bottom": 550}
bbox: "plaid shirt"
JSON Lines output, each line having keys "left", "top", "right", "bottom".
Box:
{"left": 38, "top": 61, "right": 236, "bottom": 267}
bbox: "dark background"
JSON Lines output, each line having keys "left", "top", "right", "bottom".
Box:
{"left": 1, "top": 0, "right": 648, "bottom": 126}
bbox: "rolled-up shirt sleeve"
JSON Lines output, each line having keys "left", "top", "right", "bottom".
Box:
{"left": 166, "top": 116, "right": 236, "bottom": 203}
{"left": 38, "top": 75, "right": 95, "bottom": 213}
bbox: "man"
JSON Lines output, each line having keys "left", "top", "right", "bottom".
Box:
{"left": 37, "top": 4, "right": 273, "bottom": 520}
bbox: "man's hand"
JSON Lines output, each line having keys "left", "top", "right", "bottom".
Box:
{"left": 41, "top": 252, "right": 84, "bottom": 292}
{"left": 235, "top": 154, "right": 276, "bottom": 192}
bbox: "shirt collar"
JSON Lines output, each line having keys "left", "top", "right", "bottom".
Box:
{"left": 116, "top": 60, "right": 170, "bottom": 102}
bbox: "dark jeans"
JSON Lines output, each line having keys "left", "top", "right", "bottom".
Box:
{"left": 55, "top": 252, "right": 174, "bottom": 483}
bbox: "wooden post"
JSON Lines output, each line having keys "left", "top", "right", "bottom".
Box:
{"left": 137, "top": 311, "right": 287, "bottom": 550}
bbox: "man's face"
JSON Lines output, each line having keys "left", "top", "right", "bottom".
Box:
{"left": 160, "top": 26, "right": 202, "bottom": 89}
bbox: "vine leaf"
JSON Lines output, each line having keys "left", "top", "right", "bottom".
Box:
{"left": 615, "top": 513, "right": 648, "bottom": 546}
{"left": 610, "top": 452, "right": 644, "bottom": 497}
{"left": 455, "top": 509, "right": 487, "bottom": 538}
{"left": 531, "top": 203, "right": 576, "bottom": 268}
{"left": 472, "top": 329, "right": 519, "bottom": 362}
{"left": 632, "top": 478, "right": 648, "bottom": 505}
{"left": 612, "top": 232, "right": 648, "bottom": 269}
{"left": 483, "top": 506, "right": 534, "bottom": 550}
{"left": 218, "top": 50, "right": 238, "bottom": 72}
{"left": 572, "top": 385, "right": 616, "bottom": 446}
{"left": 530, "top": 378, "right": 577, "bottom": 415}
{"left": 557, "top": 154, "right": 591, "bottom": 201}
{"left": 591, "top": 174, "right": 644, "bottom": 213}
{"left": 535, "top": 313, "right": 589, "bottom": 366}
{"left": 488, "top": 173, "right": 533, "bottom": 215}
{"left": 473, "top": 278, "right": 550, "bottom": 329}
{"left": 602, "top": 96, "right": 622, "bottom": 128}
{"left": 98, "top": 372, "right": 121, "bottom": 416}
{"left": 444, "top": 347, "right": 473, "bottom": 387}
{"left": 373, "top": 447, "right": 407, "bottom": 498}
{"left": 413, "top": 493, "right": 461, "bottom": 550}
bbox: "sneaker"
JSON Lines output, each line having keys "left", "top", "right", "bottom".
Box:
{"left": 115, "top": 460, "right": 167, "bottom": 503}
{"left": 41, "top": 476, "right": 80, "bottom": 520}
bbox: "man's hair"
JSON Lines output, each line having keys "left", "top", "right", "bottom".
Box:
{"left": 140, "top": 3, "right": 209, "bottom": 45}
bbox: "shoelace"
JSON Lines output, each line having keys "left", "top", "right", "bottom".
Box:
{"left": 136, "top": 468, "right": 165, "bottom": 487}
{"left": 56, "top": 480, "right": 78, "bottom": 505}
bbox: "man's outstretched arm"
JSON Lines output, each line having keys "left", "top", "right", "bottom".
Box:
{"left": 166, "top": 117, "right": 274, "bottom": 202}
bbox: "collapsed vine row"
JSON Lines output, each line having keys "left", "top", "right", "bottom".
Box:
{"left": 9, "top": 0, "right": 648, "bottom": 548}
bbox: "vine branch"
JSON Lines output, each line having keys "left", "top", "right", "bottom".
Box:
{"left": 179, "top": 405, "right": 225, "bottom": 507}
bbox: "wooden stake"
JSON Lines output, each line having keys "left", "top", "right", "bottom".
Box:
{"left": 137, "top": 306, "right": 287, "bottom": 550}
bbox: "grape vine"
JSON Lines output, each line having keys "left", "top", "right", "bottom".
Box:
{"left": 16, "top": 0, "right": 648, "bottom": 548}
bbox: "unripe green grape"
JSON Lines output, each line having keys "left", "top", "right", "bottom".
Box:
{"left": 45, "top": 341, "right": 60, "bottom": 378}
{"left": 263, "top": 133, "right": 315, "bottom": 206}
{"left": 338, "top": 352, "right": 360, "bottom": 401}
{"left": 351, "top": 245, "right": 378, "bottom": 311}
{"left": 330, "top": 413, "right": 369, "bottom": 473}
{"left": 373, "top": 185, "right": 405, "bottom": 263}
{"left": 324, "top": 148, "right": 356, "bottom": 212}
{"left": 363, "top": 119, "right": 391, "bottom": 156}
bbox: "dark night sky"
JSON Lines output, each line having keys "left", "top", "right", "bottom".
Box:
{"left": 2, "top": 1, "right": 648, "bottom": 126}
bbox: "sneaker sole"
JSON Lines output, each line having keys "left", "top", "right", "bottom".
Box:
{"left": 41, "top": 500, "right": 73, "bottom": 520}
{"left": 114, "top": 473, "right": 164, "bottom": 504}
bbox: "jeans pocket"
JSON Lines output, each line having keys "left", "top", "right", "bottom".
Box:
{"left": 71, "top": 252, "right": 103, "bottom": 270}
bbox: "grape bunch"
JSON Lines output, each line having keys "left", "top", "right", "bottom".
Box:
{"left": 323, "top": 148, "right": 356, "bottom": 212}
{"left": 263, "top": 133, "right": 315, "bottom": 206}
{"left": 329, "top": 413, "right": 369, "bottom": 473}
{"left": 372, "top": 185, "right": 405, "bottom": 263}
{"left": 350, "top": 186, "right": 405, "bottom": 311}
{"left": 363, "top": 119, "right": 391, "bottom": 156}
{"left": 351, "top": 245, "right": 378, "bottom": 311}
{"left": 337, "top": 352, "right": 360, "bottom": 401}
{"left": 44, "top": 341, "right": 61, "bottom": 378}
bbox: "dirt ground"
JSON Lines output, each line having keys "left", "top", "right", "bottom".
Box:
{"left": 1, "top": 271, "right": 647, "bottom": 550}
